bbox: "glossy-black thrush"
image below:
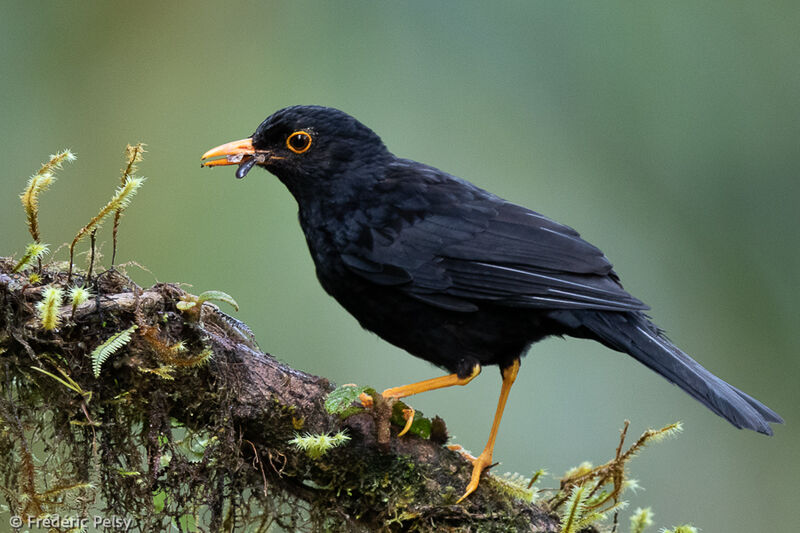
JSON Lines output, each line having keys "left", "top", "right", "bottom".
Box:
{"left": 201, "top": 105, "right": 782, "bottom": 501}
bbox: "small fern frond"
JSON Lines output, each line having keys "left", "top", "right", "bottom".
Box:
{"left": 91, "top": 325, "right": 138, "bottom": 378}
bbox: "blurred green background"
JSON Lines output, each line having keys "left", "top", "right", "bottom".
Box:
{"left": 1, "top": 2, "right": 797, "bottom": 531}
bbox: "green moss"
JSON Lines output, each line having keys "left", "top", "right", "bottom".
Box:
{"left": 325, "top": 383, "right": 371, "bottom": 418}
{"left": 290, "top": 431, "right": 350, "bottom": 460}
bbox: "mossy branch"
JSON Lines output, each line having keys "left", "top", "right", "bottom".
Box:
{"left": 1, "top": 146, "right": 692, "bottom": 531}
{"left": 0, "top": 260, "right": 560, "bottom": 532}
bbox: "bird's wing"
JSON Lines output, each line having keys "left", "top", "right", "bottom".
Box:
{"left": 340, "top": 161, "right": 648, "bottom": 313}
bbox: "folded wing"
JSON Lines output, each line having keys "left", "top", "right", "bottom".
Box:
{"left": 340, "top": 162, "right": 648, "bottom": 313}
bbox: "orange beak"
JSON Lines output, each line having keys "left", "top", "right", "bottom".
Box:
{"left": 200, "top": 138, "right": 257, "bottom": 167}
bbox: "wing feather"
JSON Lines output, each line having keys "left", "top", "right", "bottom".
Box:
{"left": 339, "top": 161, "right": 648, "bottom": 313}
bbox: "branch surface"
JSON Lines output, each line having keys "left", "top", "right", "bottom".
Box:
{"left": 0, "top": 258, "right": 561, "bottom": 532}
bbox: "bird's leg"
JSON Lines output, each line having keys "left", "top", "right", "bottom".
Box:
{"left": 382, "top": 363, "right": 481, "bottom": 399}
{"left": 359, "top": 364, "right": 481, "bottom": 435}
{"left": 456, "top": 358, "right": 520, "bottom": 503}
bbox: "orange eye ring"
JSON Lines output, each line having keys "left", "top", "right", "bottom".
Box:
{"left": 286, "top": 131, "right": 312, "bottom": 154}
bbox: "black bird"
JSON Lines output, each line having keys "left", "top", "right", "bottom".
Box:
{"left": 201, "top": 105, "right": 782, "bottom": 500}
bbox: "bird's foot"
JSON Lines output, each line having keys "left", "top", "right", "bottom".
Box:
{"left": 358, "top": 392, "right": 374, "bottom": 408}
{"left": 359, "top": 392, "right": 415, "bottom": 436}
{"left": 456, "top": 449, "right": 495, "bottom": 503}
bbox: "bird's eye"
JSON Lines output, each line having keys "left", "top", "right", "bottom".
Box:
{"left": 286, "top": 131, "right": 312, "bottom": 154}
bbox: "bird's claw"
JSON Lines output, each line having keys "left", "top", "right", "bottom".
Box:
{"left": 358, "top": 392, "right": 374, "bottom": 408}
{"left": 359, "top": 392, "right": 415, "bottom": 437}
{"left": 456, "top": 450, "right": 494, "bottom": 503}
{"left": 447, "top": 444, "right": 477, "bottom": 462}
{"left": 397, "top": 407, "right": 415, "bottom": 436}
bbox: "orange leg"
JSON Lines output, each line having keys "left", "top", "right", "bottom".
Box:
{"left": 382, "top": 364, "right": 481, "bottom": 399}
{"left": 360, "top": 364, "right": 481, "bottom": 435}
{"left": 456, "top": 358, "right": 520, "bottom": 503}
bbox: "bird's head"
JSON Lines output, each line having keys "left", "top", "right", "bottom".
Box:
{"left": 201, "top": 105, "right": 390, "bottom": 198}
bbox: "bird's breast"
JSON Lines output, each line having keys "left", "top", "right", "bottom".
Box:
{"left": 297, "top": 206, "right": 356, "bottom": 284}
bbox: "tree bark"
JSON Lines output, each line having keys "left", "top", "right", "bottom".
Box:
{"left": 0, "top": 258, "right": 561, "bottom": 532}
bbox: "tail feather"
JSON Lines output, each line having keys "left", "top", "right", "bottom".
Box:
{"left": 553, "top": 310, "right": 783, "bottom": 435}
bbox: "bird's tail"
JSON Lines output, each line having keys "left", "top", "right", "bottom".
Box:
{"left": 551, "top": 310, "right": 783, "bottom": 435}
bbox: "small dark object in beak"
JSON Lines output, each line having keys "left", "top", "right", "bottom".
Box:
{"left": 236, "top": 157, "right": 258, "bottom": 179}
